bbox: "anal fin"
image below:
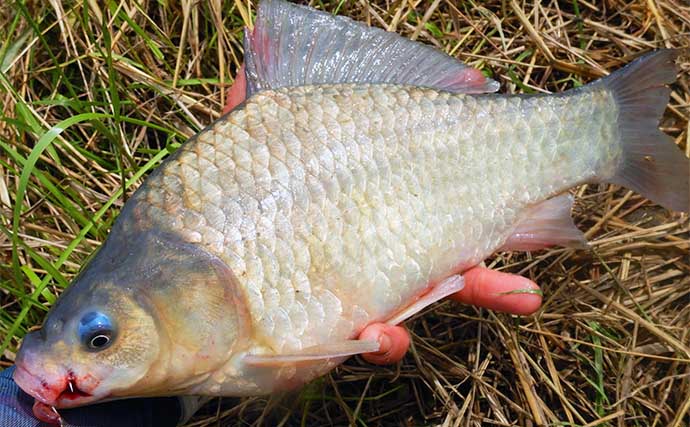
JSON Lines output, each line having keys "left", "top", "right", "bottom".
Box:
{"left": 501, "top": 194, "right": 588, "bottom": 251}
{"left": 385, "top": 275, "right": 465, "bottom": 326}
{"left": 244, "top": 340, "right": 380, "bottom": 367}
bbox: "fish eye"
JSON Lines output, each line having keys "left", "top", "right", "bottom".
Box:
{"left": 78, "top": 311, "right": 116, "bottom": 351}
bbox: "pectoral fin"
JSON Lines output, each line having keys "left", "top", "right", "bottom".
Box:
{"left": 244, "top": 340, "right": 380, "bottom": 367}
{"left": 501, "top": 194, "right": 588, "bottom": 251}
{"left": 386, "top": 274, "right": 465, "bottom": 326}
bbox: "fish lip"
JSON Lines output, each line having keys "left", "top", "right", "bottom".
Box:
{"left": 54, "top": 394, "right": 97, "bottom": 408}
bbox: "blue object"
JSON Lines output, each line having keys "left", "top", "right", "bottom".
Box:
{"left": 77, "top": 312, "right": 115, "bottom": 351}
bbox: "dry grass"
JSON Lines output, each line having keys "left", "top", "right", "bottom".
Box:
{"left": 1, "top": 0, "right": 689, "bottom": 426}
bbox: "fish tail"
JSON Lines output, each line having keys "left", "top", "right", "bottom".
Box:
{"left": 602, "top": 49, "right": 689, "bottom": 212}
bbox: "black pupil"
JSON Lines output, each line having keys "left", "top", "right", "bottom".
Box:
{"left": 90, "top": 334, "right": 110, "bottom": 348}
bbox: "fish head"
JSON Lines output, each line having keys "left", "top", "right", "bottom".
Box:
{"left": 13, "top": 272, "right": 160, "bottom": 408}
{"left": 14, "top": 221, "right": 250, "bottom": 407}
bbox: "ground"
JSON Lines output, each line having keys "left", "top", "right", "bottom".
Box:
{"left": 0, "top": 0, "right": 689, "bottom": 426}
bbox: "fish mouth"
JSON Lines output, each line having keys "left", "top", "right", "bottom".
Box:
{"left": 57, "top": 375, "right": 92, "bottom": 402}
{"left": 14, "top": 363, "right": 99, "bottom": 408}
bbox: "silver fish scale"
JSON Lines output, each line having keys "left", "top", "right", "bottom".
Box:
{"left": 132, "top": 84, "right": 619, "bottom": 353}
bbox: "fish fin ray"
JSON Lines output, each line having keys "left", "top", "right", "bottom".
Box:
{"left": 244, "top": 340, "right": 380, "bottom": 367}
{"left": 502, "top": 194, "right": 588, "bottom": 251}
{"left": 244, "top": 0, "right": 499, "bottom": 97}
{"left": 385, "top": 275, "right": 465, "bottom": 326}
{"left": 602, "top": 49, "right": 689, "bottom": 212}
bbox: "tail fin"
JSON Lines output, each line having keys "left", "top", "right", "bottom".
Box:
{"left": 603, "top": 49, "right": 689, "bottom": 212}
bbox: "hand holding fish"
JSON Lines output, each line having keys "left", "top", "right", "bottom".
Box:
{"left": 0, "top": 267, "right": 539, "bottom": 426}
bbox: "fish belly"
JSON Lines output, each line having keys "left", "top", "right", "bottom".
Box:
{"left": 132, "top": 83, "right": 619, "bottom": 353}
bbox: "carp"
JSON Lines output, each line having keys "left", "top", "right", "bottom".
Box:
{"left": 14, "top": 0, "right": 689, "bottom": 413}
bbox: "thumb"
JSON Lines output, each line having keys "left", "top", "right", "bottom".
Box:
{"left": 358, "top": 323, "right": 410, "bottom": 365}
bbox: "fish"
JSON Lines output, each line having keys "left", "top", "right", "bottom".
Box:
{"left": 13, "top": 0, "right": 689, "bottom": 412}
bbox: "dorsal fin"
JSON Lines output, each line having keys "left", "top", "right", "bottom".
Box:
{"left": 244, "top": 0, "right": 499, "bottom": 97}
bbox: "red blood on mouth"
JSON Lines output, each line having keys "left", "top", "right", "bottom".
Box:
{"left": 58, "top": 372, "right": 92, "bottom": 400}
{"left": 32, "top": 400, "right": 61, "bottom": 425}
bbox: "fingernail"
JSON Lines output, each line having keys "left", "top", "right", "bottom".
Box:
{"left": 378, "top": 332, "right": 392, "bottom": 356}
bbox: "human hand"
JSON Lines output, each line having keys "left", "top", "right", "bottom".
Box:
{"left": 358, "top": 267, "right": 542, "bottom": 365}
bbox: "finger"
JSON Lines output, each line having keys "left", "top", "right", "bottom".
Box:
{"left": 223, "top": 63, "right": 247, "bottom": 114}
{"left": 33, "top": 400, "right": 60, "bottom": 425}
{"left": 358, "top": 323, "right": 410, "bottom": 365}
{"left": 451, "top": 267, "right": 542, "bottom": 315}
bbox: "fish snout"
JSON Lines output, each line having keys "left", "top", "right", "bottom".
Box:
{"left": 14, "top": 331, "right": 99, "bottom": 408}
{"left": 13, "top": 356, "right": 66, "bottom": 406}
